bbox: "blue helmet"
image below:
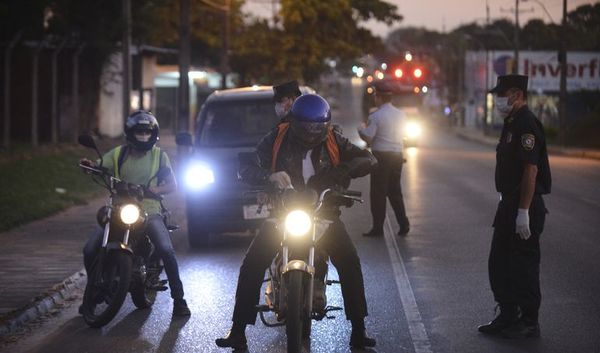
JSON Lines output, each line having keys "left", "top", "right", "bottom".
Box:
{"left": 290, "top": 94, "right": 331, "bottom": 149}
{"left": 290, "top": 94, "right": 331, "bottom": 122}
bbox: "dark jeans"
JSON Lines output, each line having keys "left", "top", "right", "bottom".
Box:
{"left": 83, "top": 214, "right": 185, "bottom": 300}
{"left": 370, "top": 151, "right": 409, "bottom": 231}
{"left": 489, "top": 194, "right": 547, "bottom": 322}
{"left": 232, "top": 218, "right": 369, "bottom": 325}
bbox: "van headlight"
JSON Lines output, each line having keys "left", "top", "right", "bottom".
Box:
{"left": 185, "top": 163, "right": 215, "bottom": 190}
{"left": 405, "top": 121, "right": 422, "bottom": 139}
{"left": 285, "top": 210, "right": 312, "bottom": 237}
{"left": 120, "top": 204, "right": 141, "bottom": 225}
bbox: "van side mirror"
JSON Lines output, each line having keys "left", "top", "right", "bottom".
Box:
{"left": 176, "top": 132, "right": 193, "bottom": 147}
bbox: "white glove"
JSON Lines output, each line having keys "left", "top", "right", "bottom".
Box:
{"left": 516, "top": 208, "right": 531, "bottom": 240}
{"left": 268, "top": 171, "right": 292, "bottom": 189}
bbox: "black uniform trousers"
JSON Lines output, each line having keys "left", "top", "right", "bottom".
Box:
{"left": 231, "top": 217, "right": 369, "bottom": 325}
{"left": 370, "top": 151, "right": 409, "bottom": 231}
{"left": 489, "top": 193, "right": 547, "bottom": 322}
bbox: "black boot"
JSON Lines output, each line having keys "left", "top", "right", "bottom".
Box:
{"left": 173, "top": 299, "right": 191, "bottom": 316}
{"left": 350, "top": 319, "right": 376, "bottom": 348}
{"left": 363, "top": 228, "right": 383, "bottom": 237}
{"left": 502, "top": 318, "right": 540, "bottom": 339}
{"left": 215, "top": 324, "right": 248, "bottom": 350}
{"left": 478, "top": 304, "right": 519, "bottom": 334}
{"left": 397, "top": 225, "right": 410, "bottom": 236}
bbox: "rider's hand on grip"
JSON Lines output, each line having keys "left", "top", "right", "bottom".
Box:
{"left": 268, "top": 171, "right": 292, "bottom": 190}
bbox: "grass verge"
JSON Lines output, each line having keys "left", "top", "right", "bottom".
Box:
{"left": 0, "top": 145, "right": 104, "bottom": 232}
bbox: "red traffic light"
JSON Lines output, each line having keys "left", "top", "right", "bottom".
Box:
{"left": 413, "top": 68, "right": 423, "bottom": 78}
{"left": 394, "top": 68, "right": 403, "bottom": 78}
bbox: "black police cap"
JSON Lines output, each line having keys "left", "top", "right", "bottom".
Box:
{"left": 273, "top": 80, "right": 302, "bottom": 102}
{"left": 373, "top": 80, "right": 394, "bottom": 95}
{"left": 489, "top": 74, "right": 528, "bottom": 94}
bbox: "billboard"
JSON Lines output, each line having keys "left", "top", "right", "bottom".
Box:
{"left": 466, "top": 50, "right": 600, "bottom": 93}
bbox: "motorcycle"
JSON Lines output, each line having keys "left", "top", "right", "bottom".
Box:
{"left": 77, "top": 134, "right": 177, "bottom": 328}
{"left": 248, "top": 185, "right": 363, "bottom": 353}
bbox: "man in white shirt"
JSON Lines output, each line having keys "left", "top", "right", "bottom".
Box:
{"left": 358, "top": 81, "right": 410, "bottom": 237}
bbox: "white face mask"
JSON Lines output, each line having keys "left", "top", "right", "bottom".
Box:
{"left": 134, "top": 132, "right": 151, "bottom": 142}
{"left": 495, "top": 96, "right": 513, "bottom": 118}
{"left": 275, "top": 102, "right": 288, "bottom": 118}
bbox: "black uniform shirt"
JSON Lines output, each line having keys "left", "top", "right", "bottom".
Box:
{"left": 495, "top": 105, "right": 551, "bottom": 195}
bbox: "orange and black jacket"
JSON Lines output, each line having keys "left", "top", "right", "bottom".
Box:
{"left": 239, "top": 122, "right": 377, "bottom": 190}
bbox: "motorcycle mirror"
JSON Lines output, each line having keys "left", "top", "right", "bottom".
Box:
{"left": 175, "top": 132, "right": 193, "bottom": 147}
{"left": 78, "top": 134, "right": 103, "bottom": 161}
{"left": 78, "top": 134, "right": 97, "bottom": 149}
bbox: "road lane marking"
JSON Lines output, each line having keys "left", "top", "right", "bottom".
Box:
{"left": 384, "top": 217, "right": 433, "bottom": 353}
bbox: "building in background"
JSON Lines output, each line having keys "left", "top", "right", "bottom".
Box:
{"left": 464, "top": 50, "right": 600, "bottom": 131}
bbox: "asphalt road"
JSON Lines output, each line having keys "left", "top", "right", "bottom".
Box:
{"left": 2, "top": 79, "right": 600, "bottom": 353}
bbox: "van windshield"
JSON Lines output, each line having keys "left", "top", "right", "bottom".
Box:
{"left": 198, "top": 98, "right": 280, "bottom": 147}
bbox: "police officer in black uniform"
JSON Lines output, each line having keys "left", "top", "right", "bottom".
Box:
{"left": 478, "top": 75, "right": 551, "bottom": 339}
{"left": 273, "top": 80, "right": 302, "bottom": 123}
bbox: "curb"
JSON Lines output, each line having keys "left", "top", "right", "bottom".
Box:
{"left": 453, "top": 128, "right": 600, "bottom": 161}
{"left": 0, "top": 269, "right": 87, "bottom": 338}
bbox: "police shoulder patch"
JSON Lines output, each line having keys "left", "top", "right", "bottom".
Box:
{"left": 521, "top": 133, "right": 535, "bottom": 150}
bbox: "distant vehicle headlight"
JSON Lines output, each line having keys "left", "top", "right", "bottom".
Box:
{"left": 405, "top": 122, "right": 422, "bottom": 139}
{"left": 185, "top": 163, "right": 215, "bottom": 190}
{"left": 120, "top": 204, "right": 141, "bottom": 225}
{"left": 285, "top": 210, "right": 312, "bottom": 237}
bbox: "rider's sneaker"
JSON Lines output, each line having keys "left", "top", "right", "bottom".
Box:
{"left": 173, "top": 299, "right": 191, "bottom": 316}
{"left": 215, "top": 330, "right": 248, "bottom": 350}
{"left": 350, "top": 329, "right": 377, "bottom": 348}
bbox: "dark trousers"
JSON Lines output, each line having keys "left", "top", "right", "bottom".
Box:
{"left": 489, "top": 194, "right": 547, "bottom": 322}
{"left": 232, "top": 218, "right": 368, "bottom": 325}
{"left": 83, "top": 214, "right": 185, "bottom": 300}
{"left": 370, "top": 151, "right": 409, "bottom": 231}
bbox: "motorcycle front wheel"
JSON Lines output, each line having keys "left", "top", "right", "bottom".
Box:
{"left": 130, "top": 259, "right": 161, "bottom": 309}
{"left": 82, "top": 251, "right": 133, "bottom": 328}
{"left": 285, "top": 270, "right": 307, "bottom": 353}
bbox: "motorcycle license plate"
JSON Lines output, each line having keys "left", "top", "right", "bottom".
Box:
{"left": 243, "top": 204, "right": 270, "bottom": 220}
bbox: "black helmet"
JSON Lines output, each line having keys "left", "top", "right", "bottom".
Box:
{"left": 124, "top": 110, "right": 159, "bottom": 151}
{"left": 289, "top": 94, "right": 331, "bottom": 149}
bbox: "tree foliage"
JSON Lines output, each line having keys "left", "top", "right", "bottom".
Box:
{"left": 229, "top": 0, "right": 401, "bottom": 84}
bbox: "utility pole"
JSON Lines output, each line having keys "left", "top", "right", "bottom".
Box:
{"left": 501, "top": 1, "right": 533, "bottom": 74}
{"left": 31, "top": 42, "right": 45, "bottom": 148}
{"left": 514, "top": 0, "right": 520, "bottom": 74}
{"left": 558, "top": 0, "right": 568, "bottom": 146}
{"left": 221, "top": 0, "right": 230, "bottom": 90}
{"left": 484, "top": 0, "right": 490, "bottom": 134}
{"left": 178, "top": 0, "right": 191, "bottom": 133}
{"left": 72, "top": 44, "right": 84, "bottom": 142}
{"left": 51, "top": 40, "right": 67, "bottom": 144}
{"left": 3, "top": 31, "right": 21, "bottom": 150}
{"left": 122, "top": 0, "right": 132, "bottom": 120}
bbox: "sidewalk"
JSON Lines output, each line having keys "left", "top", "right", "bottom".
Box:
{"left": 0, "top": 133, "right": 180, "bottom": 338}
{"left": 453, "top": 126, "right": 600, "bottom": 161}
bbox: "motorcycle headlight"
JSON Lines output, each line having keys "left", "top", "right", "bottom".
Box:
{"left": 120, "top": 204, "right": 141, "bottom": 225}
{"left": 284, "top": 210, "right": 312, "bottom": 237}
{"left": 185, "top": 163, "right": 215, "bottom": 190}
{"left": 405, "top": 121, "right": 422, "bottom": 139}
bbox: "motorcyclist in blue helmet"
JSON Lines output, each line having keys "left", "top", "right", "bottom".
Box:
{"left": 289, "top": 93, "right": 332, "bottom": 149}
{"left": 216, "top": 94, "right": 378, "bottom": 350}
